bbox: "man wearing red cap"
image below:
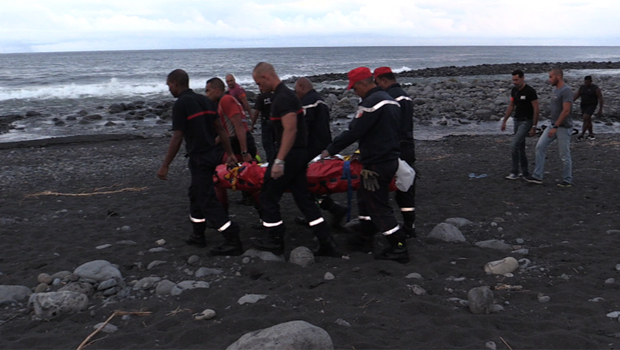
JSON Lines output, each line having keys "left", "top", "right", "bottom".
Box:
{"left": 374, "top": 66, "right": 417, "bottom": 239}
{"left": 320, "top": 67, "right": 409, "bottom": 264}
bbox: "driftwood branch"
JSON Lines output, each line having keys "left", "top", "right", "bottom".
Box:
{"left": 76, "top": 310, "right": 151, "bottom": 350}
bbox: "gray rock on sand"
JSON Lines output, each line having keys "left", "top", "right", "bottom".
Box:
{"left": 237, "top": 294, "right": 267, "bottom": 305}
{"left": 226, "top": 320, "right": 333, "bottom": 350}
{"left": 475, "top": 239, "right": 513, "bottom": 251}
{"left": 58, "top": 282, "right": 95, "bottom": 297}
{"left": 0, "top": 285, "right": 32, "bottom": 304}
{"left": 171, "top": 281, "right": 210, "bottom": 296}
{"left": 155, "top": 280, "right": 176, "bottom": 296}
{"left": 74, "top": 260, "right": 123, "bottom": 285}
{"left": 243, "top": 249, "right": 285, "bottom": 262}
{"left": 428, "top": 223, "right": 466, "bottom": 242}
{"left": 195, "top": 267, "right": 223, "bottom": 277}
{"left": 445, "top": 217, "right": 473, "bottom": 227}
{"left": 468, "top": 286, "right": 495, "bottom": 314}
{"left": 289, "top": 246, "right": 315, "bottom": 267}
{"left": 28, "top": 291, "right": 89, "bottom": 320}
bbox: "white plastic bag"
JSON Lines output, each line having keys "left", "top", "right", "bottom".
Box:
{"left": 395, "top": 158, "right": 415, "bottom": 192}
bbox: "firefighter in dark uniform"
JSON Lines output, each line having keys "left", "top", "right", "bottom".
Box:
{"left": 251, "top": 90, "right": 276, "bottom": 163}
{"left": 251, "top": 62, "right": 343, "bottom": 257}
{"left": 293, "top": 77, "right": 347, "bottom": 229}
{"left": 320, "top": 67, "right": 409, "bottom": 264}
{"left": 157, "top": 69, "right": 243, "bottom": 256}
{"left": 374, "top": 67, "right": 416, "bottom": 238}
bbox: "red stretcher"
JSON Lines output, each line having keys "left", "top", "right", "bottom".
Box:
{"left": 213, "top": 158, "right": 397, "bottom": 194}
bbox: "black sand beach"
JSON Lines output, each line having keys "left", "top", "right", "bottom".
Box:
{"left": 2, "top": 132, "right": 620, "bottom": 349}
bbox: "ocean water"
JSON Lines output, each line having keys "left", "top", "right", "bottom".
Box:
{"left": 1, "top": 46, "right": 620, "bottom": 142}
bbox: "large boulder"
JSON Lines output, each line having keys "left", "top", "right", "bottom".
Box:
{"left": 226, "top": 320, "right": 333, "bottom": 350}
{"left": 28, "top": 291, "right": 89, "bottom": 320}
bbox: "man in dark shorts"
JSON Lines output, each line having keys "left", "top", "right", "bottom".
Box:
{"left": 251, "top": 62, "right": 343, "bottom": 258}
{"left": 321, "top": 67, "right": 409, "bottom": 264}
{"left": 293, "top": 77, "right": 347, "bottom": 229}
{"left": 157, "top": 69, "right": 243, "bottom": 256}
{"left": 500, "top": 69, "right": 540, "bottom": 180}
{"left": 251, "top": 90, "right": 276, "bottom": 163}
{"left": 574, "top": 76, "right": 604, "bottom": 141}
{"left": 374, "top": 66, "right": 417, "bottom": 239}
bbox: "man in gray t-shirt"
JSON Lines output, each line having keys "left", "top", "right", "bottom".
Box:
{"left": 524, "top": 68, "right": 573, "bottom": 187}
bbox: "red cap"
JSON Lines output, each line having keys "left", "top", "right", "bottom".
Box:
{"left": 374, "top": 66, "right": 393, "bottom": 78}
{"left": 346, "top": 67, "right": 372, "bottom": 90}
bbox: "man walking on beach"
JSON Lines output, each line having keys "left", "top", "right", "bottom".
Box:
{"left": 525, "top": 68, "right": 573, "bottom": 187}
{"left": 574, "top": 75, "right": 604, "bottom": 141}
{"left": 157, "top": 69, "right": 244, "bottom": 256}
{"left": 293, "top": 77, "right": 347, "bottom": 230}
{"left": 251, "top": 62, "right": 343, "bottom": 257}
{"left": 500, "top": 69, "right": 539, "bottom": 180}
{"left": 374, "top": 66, "right": 417, "bottom": 239}
{"left": 321, "top": 67, "right": 409, "bottom": 264}
{"left": 225, "top": 74, "right": 253, "bottom": 121}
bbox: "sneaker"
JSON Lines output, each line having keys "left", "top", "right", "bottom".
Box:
{"left": 557, "top": 181, "right": 572, "bottom": 188}
{"left": 586, "top": 135, "right": 595, "bottom": 140}
{"left": 523, "top": 175, "right": 542, "bottom": 184}
{"left": 505, "top": 173, "right": 520, "bottom": 180}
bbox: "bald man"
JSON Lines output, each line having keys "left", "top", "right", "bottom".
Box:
{"left": 251, "top": 62, "right": 343, "bottom": 258}
{"left": 293, "top": 77, "right": 347, "bottom": 229}
{"left": 225, "top": 74, "right": 253, "bottom": 120}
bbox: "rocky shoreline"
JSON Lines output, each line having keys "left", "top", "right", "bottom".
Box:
{"left": 1, "top": 61, "right": 619, "bottom": 145}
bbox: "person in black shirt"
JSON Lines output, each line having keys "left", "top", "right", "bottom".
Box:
{"left": 321, "top": 67, "right": 409, "bottom": 264}
{"left": 292, "top": 77, "right": 347, "bottom": 230}
{"left": 500, "top": 69, "right": 539, "bottom": 180}
{"left": 251, "top": 62, "right": 343, "bottom": 258}
{"left": 251, "top": 90, "right": 276, "bottom": 163}
{"left": 374, "top": 67, "right": 417, "bottom": 239}
{"left": 574, "top": 76, "right": 604, "bottom": 141}
{"left": 157, "top": 69, "right": 243, "bottom": 256}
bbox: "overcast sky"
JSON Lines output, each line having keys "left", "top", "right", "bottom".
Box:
{"left": 1, "top": 0, "right": 618, "bottom": 53}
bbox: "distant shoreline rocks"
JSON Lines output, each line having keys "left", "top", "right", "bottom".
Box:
{"left": 2, "top": 61, "right": 618, "bottom": 141}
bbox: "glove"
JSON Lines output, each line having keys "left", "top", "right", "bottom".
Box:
{"left": 360, "top": 169, "right": 380, "bottom": 192}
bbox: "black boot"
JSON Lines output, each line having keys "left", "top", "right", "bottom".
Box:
{"left": 347, "top": 220, "right": 376, "bottom": 253}
{"left": 401, "top": 212, "right": 416, "bottom": 239}
{"left": 252, "top": 224, "right": 285, "bottom": 255}
{"left": 210, "top": 222, "right": 243, "bottom": 256}
{"left": 314, "top": 235, "right": 346, "bottom": 258}
{"left": 319, "top": 196, "right": 347, "bottom": 230}
{"left": 186, "top": 222, "right": 207, "bottom": 247}
{"left": 375, "top": 230, "right": 409, "bottom": 264}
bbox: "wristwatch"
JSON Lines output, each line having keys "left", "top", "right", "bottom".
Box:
{"left": 552, "top": 124, "right": 558, "bottom": 129}
{"left": 241, "top": 151, "right": 248, "bottom": 156}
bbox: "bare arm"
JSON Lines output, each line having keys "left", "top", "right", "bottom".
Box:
{"left": 271, "top": 112, "right": 297, "bottom": 179}
{"left": 529, "top": 99, "right": 540, "bottom": 136}
{"left": 230, "top": 112, "right": 252, "bottom": 162}
{"left": 501, "top": 101, "right": 515, "bottom": 132}
{"left": 214, "top": 118, "right": 237, "bottom": 167}
{"left": 157, "top": 130, "right": 184, "bottom": 180}
{"left": 239, "top": 95, "right": 252, "bottom": 118}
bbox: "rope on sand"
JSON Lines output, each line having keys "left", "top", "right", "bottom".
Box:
{"left": 76, "top": 310, "right": 151, "bottom": 350}
{"left": 25, "top": 187, "right": 148, "bottom": 198}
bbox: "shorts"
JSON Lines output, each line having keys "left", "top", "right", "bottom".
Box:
{"left": 581, "top": 104, "right": 597, "bottom": 116}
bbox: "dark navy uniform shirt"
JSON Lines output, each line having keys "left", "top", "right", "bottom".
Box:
{"left": 384, "top": 83, "right": 414, "bottom": 142}
{"left": 301, "top": 89, "right": 332, "bottom": 158}
{"left": 327, "top": 87, "right": 400, "bottom": 165}
{"left": 171, "top": 89, "right": 218, "bottom": 155}
{"left": 270, "top": 82, "right": 308, "bottom": 150}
